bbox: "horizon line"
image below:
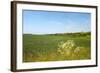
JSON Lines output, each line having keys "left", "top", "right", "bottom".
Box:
{"left": 23, "top": 31, "right": 91, "bottom": 35}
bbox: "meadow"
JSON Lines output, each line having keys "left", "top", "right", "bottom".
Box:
{"left": 23, "top": 32, "right": 91, "bottom": 62}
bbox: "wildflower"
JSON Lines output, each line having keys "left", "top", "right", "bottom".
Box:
{"left": 74, "top": 47, "right": 80, "bottom": 53}
{"left": 57, "top": 40, "right": 75, "bottom": 56}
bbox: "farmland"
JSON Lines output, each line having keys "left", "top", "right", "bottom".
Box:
{"left": 23, "top": 32, "right": 91, "bottom": 62}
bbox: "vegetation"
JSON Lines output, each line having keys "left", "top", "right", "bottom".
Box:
{"left": 23, "top": 32, "right": 91, "bottom": 62}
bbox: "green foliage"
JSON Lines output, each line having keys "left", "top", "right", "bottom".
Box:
{"left": 57, "top": 40, "right": 90, "bottom": 60}
{"left": 23, "top": 32, "right": 91, "bottom": 62}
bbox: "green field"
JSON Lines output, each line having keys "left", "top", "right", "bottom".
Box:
{"left": 23, "top": 32, "right": 91, "bottom": 62}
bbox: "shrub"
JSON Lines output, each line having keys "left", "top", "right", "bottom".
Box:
{"left": 57, "top": 40, "right": 84, "bottom": 58}
{"left": 57, "top": 40, "right": 76, "bottom": 56}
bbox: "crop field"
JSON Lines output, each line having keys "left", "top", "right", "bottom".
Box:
{"left": 23, "top": 32, "right": 91, "bottom": 62}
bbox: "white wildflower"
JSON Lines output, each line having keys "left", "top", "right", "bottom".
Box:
{"left": 57, "top": 40, "right": 75, "bottom": 56}
{"left": 74, "top": 47, "right": 80, "bottom": 53}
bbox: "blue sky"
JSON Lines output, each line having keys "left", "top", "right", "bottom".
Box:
{"left": 23, "top": 10, "right": 91, "bottom": 34}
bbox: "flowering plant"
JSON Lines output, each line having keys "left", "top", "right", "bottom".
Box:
{"left": 57, "top": 40, "right": 82, "bottom": 57}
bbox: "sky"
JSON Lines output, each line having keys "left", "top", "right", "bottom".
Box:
{"left": 23, "top": 10, "right": 91, "bottom": 34}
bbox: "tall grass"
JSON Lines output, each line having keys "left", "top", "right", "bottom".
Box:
{"left": 23, "top": 32, "right": 91, "bottom": 62}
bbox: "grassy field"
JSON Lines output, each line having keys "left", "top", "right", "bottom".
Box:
{"left": 23, "top": 32, "right": 91, "bottom": 62}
